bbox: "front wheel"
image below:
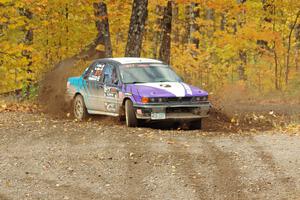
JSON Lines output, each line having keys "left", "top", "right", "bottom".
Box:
{"left": 125, "top": 100, "right": 138, "bottom": 127}
{"left": 73, "top": 95, "right": 88, "bottom": 121}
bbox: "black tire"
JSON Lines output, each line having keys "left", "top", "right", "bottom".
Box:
{"left": 125, "top": 100, "right": 138, "bottom": 127}
{"left": 189, "top": 119, "right": 202, "bottom": 130}
{"left": 73, "top": 94, "right": 88, "bottom": 121}
{"left": 118, "top": 106, "right": 126, "bottom": 122}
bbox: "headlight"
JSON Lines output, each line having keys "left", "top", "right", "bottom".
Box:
{"left": 193, "top": 96, "right": 208, "bottom": 102}
{"left": 148, "top": 97, "right": 165, "bottom": 103}
{"left": 202, "top": 96, "right": 208, "bottom": 101}
{"left": 150, "top": 98, "right": 156, "bottom": 102}
{"left": 195, "top": 97, "right": 201, "bottom": 101}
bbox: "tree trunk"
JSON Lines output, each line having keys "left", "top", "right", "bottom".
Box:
{"left": 190, "top": 3, "right": 200, "bottom": 47}
{"left": 261, "top": 0, "right": 274, "bottom": 23}
{"left": 220, "top": 14, "right": 226, "bottom": 31}
{"left": 184, "top": 5, "right": 191, "bottom": 44}
{"left": 238, "top": 51, "right": 247, "bottom": 80}
{"left": 274, "top": 44, "right": 279, "bottom": 90}
{"left": 237, "top": 0, "right": 247, "bottom": 80}
{"left": 205, "top": 7, "right": 214, "bottom": 38}
{"left": 152, "top": 5, "right": 164, "bottom": 58}
{"left": 295, "top": 24, "right": 300, "bottom": 71}
{"left": 257, "top": 0, "right": 274, "bottom": 50}
{"left": 185, "top": 3, "right": 200, "bottom": 47}
{"left": 159, "top": 1, "right": 172, "bottom": 64}
{"left": 125, "top": 0, "right": 148, "bottom": 57}
{"left": 172, "top": 3, "right": 180, "bottom": 44}
{"left": 285, "top": 10, "right": 300, "bottom": 85}
{"left": 93, "top": 2, "right": 113, "bottom": 58}
{"left": 271, "top": 5, "right": 279, "bottom": 90}
{"left": 19, "top": 8, "right": 33, "bottom": 97}
{"left": 65, "top": 3, "right": 69, "bottom": 54}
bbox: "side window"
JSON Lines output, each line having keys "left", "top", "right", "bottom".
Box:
{"left": 88, "top": 62, "right": 105, "bottom": 81}
{"left": 103, "top": 64, "right": 119, "bottom": 85}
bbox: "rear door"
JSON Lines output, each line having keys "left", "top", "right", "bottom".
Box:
{"left": 84, "top": 61, "right": 105, "bottom": 111}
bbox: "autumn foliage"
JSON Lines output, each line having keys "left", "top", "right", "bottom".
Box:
{"left": 1, "top": 0, "right": 300, "bottom": 96}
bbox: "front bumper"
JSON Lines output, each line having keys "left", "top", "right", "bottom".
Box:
{"left": 133, "top": 102, "right": 211, "bottom": 120}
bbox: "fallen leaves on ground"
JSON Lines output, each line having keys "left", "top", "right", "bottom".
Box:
{"left": 0, "top": 102, "right": 40, "bottom": 113}
{"left": 280, "top": 123, "right": 300, "bottom": 135}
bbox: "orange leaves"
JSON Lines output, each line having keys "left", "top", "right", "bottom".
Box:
{"left": 0, "top": 102, "right": 40, "bottom": 113}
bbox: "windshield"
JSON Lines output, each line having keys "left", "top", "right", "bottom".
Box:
{"left": 119, "top": 63, "right": 182, "bottom": 84}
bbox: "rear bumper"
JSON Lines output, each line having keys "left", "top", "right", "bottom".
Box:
{"left": 133, "top": 102, "right": 211, "bottom": 120}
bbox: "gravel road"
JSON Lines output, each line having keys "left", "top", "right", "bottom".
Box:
{"left": 0, "top": 112, "right": 299, "bottom": 200}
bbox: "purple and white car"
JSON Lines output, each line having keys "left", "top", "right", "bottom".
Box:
{"left": 66, "top": 58, "right": 210, "bottom": 129}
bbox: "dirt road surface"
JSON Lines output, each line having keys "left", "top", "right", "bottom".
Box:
{"left": 0, "top": 112, "right": 299, "bottom": 200}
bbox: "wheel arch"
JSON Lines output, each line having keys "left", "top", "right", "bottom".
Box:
{"left": 119, "top": 97, "right": 135, "bottom": 117}
{"left": 122, "top": 97, "right": 133, "bottom": 106}
{"left": 73, "top": 92, "right": 86, "bottom": 106}
{"left": 74, "top": 92, "right": 82, "bottom": 99}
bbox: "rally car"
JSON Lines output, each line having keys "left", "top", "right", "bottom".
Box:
{"left": 66, "top": 58, "right": 210, "bottom": 129}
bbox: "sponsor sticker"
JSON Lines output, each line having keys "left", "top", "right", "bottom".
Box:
{"left": 105, "top": 103, "right": 117, "bottom": 112}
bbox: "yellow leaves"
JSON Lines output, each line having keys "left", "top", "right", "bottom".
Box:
{"left": 0, "top": 16, "right": 8, "bottom": 23}
{"left": 0, "top": 0, "right": 300, "bottom": 96}
{"left": 280, "top": 123, "right": 300, "bottom": 135}
{"left": 0, "top": 0, "right": 13, "bottom": 4}
{"left": 96, "top": 44, "right": 105, "bottom": 52}
{"left": 1, "top": 104, "right": 7, "bottom": 110}
{"left": 0, "top": 102, "right": 40, "bottom": 113}
{"left": 195, "top": 18, "right": 214, "bottom": 27}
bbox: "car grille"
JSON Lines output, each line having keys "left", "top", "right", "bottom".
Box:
{"left": 165, "top": 97, "right": 192, "bottom": 103}
{"left": 166, "top": 107, "right": 194, "bottom": 113}
{"left": 149, "top": 96, "right": 208, "bottom": 103}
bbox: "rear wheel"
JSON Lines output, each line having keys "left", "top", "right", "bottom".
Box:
{"left": 189, "top": 119, "right": 202, "bottom": 130}
{"left": 125, "top": 100, "right": 138, "bottom": 127}
{"left": 73, "top": 95, "right": 88, "bottom": 121}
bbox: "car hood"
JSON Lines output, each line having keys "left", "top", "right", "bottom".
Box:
{"left": 126, "top": 82, "right": 208, "bottom": 97}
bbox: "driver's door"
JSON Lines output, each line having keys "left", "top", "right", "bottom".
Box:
{"left": 102, "top": 63, "right": 120, "bottom": 114}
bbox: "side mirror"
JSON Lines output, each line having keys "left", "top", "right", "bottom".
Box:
{"left": 113, "top": 79, "right": 119, "bottom": 85}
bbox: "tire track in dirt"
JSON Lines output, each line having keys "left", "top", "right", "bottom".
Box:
{"left": 121, "top": 132, "right": 200, "bottom": 199}
{"left": 247, "top": 136, "right": 299, "bottom": 198}
{"left": 203, "top": 141, "right": 248, "bottom": 200}
{"left": 23, "top": 178, "right": 106, "bottom": 200}
{"left": 0, "top": 194, "right": 10, "bottom": 200}
{"left": 168, "top": 137, "right": 248, "bottom": 200}
{"left": 118, "top": 131, "right": 155, "bottom": 199}
{"left": 79, "top": 127, "right": 131, "bottom": 198}
{"left": 168, "top": 141, "right": 210, "bottom": 200}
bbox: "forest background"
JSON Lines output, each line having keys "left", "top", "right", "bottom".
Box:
{"left": 1, "top": 0, "right": 300, "bottom": 101}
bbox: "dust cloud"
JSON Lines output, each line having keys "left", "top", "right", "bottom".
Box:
{"left": 38, "top": 57, "right": 79, "bottom": 116}
{"left": 38, "top": 45, "right": 104, "bottom": 117}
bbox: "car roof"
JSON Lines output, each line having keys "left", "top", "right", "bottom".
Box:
{"left": 103, "top": 57, "right": 163, "bottom": 65}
